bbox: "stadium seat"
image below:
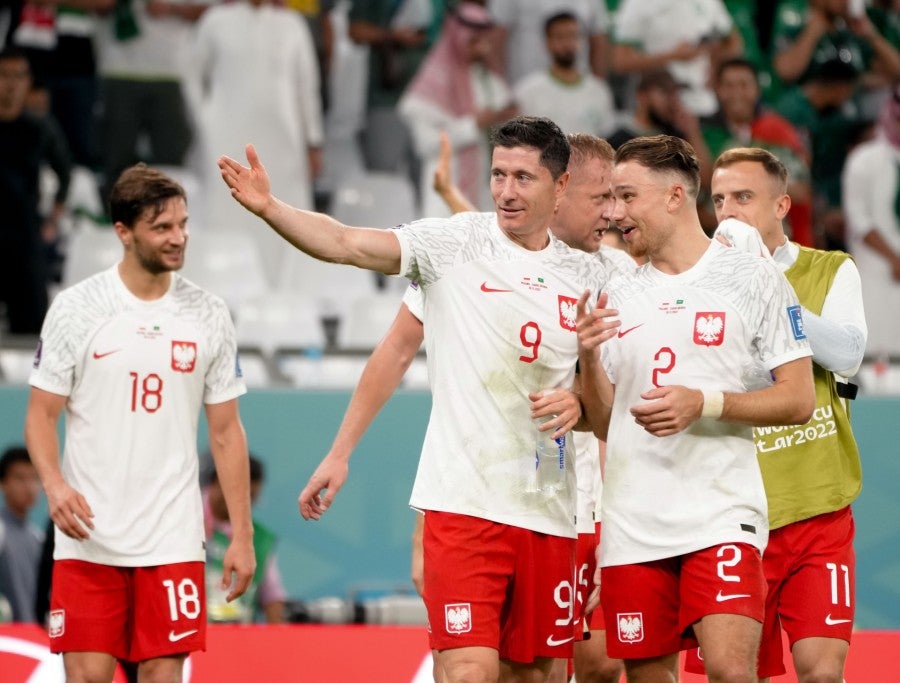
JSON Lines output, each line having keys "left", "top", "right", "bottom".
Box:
{"left": 278, "top": 252, "right": 380, "bottom": 325}
{"left": 234, "top": 291, "right": 326, "bottom": 356}
{"left": 61, "top": 217, "right": 121, "bottom": 289}
{"left": 330, "top": 171, "right": 417, "bottom": 229}
{"left": 278, "top": 353, "right": 368, "bottom": 389}
{"left": 179, "top": 230, "right": 269, "bottom": 314}
{"left": 335, "top": 291, "right": 405, "bottom": 350}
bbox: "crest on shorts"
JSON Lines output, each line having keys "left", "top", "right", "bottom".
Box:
{"left": 558, "top": 295, "right": 578, "bottom": 331}
{"left": 444, "top": 603, "right": 472, "bottom": 634}
{"left": 171, "top": 340, "right": 197, "bottom": 373}
{"left": 48, "top": 609, "right": 65, "bottom": 638}
{"left": 617, "top": 612, "right": 644, "bottom": 643}
{"left": 694, "top": 312, "right": 725, "bottom": 346}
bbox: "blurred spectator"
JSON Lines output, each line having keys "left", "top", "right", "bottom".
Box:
{"left": 0, "top": 46, "right": 70, "bottom": 334}
{"left": 774, "top": 56, "right": 867, "bottom": 249}
{"left": 399, "top": 1, "right": 513, "bottom": 216}
{"left": 611, "top": 0, "right": 743, "bottom": 117}
{"left": 348, "top": 0, "right": 446, "bottom": 175}
{"left": 10, "top": 0, "right": 113, "bottom": 168}
{"left": 771, "top": 0, "right": 900, "bottom": 100}
{"left": 488, "top": 0, "right": 610, "bottom": 85}
{"left": 190, "top": 0, "right": 323, "bottom": 282}
{"left": 204, "top": 454, "right": 286, "bottom": 624}
{"left": 608, "top": 70, "right": 713, "bottom": 188}
{"left": 284, "top": 0, "right": 336, "bottom": 110}
{"left": 514, "top": 11, "right": 615, "bottom": 138}
{"left": 93, "top": 0, "right": 209, "bottom": 203}
{"left": 702, "top": 57, "right": 815, "bottom": 246}
{"left": 842, "top": 84, "right": 900, "bottom": 358}
{"left": 0, "top": 446, "right": 44, "bottom": 623}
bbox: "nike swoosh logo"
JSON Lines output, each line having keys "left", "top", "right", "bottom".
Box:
{"left": 480, "top": 282, "right": 514, "bottom": 293}
{"left": 546, "top": 635, "right": 575, "bottom": 647}
{"left": 715, "top": 590, "right": 751, "bottom": 602}
{"left": 616, "top": 324, "right": 644, "bottom": 338}
{"left": 168, "top": 629, "right": 198, "bottom": 642}
{"left": 825, "top": 615, "right": 852, "bottom": 626}
{"left": 92, "top": 349, "right": 120, "bottom": 359}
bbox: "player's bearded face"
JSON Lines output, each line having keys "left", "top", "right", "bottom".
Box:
{"left": 131, "top": 198, "right": 188, "bottom": 274}
{"left": 610, "top": 162, "right": 670, "bottom": 259}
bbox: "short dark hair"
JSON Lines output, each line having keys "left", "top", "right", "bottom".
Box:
{"left": 108, "top": 163, "right": 186, "bottom": 227}
{"left": 544, "top": 11, "right": 578, "bottom": 35}
{"left": 0, "top": 447, "right": 32, "bottom": 480}
{"left": 716, "top": 57, "right": 758, "bottom": 83}
{"left": 714, "top": 147, "right": 789, "bottom": 194}
{"left": 567, "top": 133, "right": 615, "bottom": 171}
{"left": 490, "top": 116, "right": 570, "bottom": 179}
{"left": 615, "top": 135, "right": 701, "bottom": 197}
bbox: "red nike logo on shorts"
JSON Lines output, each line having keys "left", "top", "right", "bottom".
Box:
{"left": 480, "top": 282, "right": 513, "bottom": 293}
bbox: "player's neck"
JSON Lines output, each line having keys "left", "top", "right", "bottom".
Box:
{"left": 650, "top": 225, "right": 711, "bottom": 275}
{"left": 118, "top": 261, "right": 173, "bottom": 301}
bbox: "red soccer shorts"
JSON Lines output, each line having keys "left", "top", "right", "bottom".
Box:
{"left": 686, "top": 508, "right": 855, "bottom": 676}
{"left": 601, "top": 542, "right": 764, "bottom": 660}
{"left": 423, "top": 510, "right": 577, "bottom": 663}
{"left": 50, "top": 559, "right": 206, "bottom": 661}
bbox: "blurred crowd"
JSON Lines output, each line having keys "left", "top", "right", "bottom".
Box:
{"left": 1, "top": 0, "right": 899, "bottom": 357}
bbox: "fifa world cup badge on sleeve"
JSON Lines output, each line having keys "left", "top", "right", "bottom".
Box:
{"left": 787, "top": 305, "right": 807, "bottom": 340}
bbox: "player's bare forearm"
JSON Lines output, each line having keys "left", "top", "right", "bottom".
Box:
{"left": 219, "top": 144, "right": 402, "bottom": 274}
{"left": 299, "top": 305, "right": 424, "bottom": 520}
{"left": 25, "top": 388, "right": 95, "bottom": 538}
{"left": 206, "top": 400, "right": 253, "bottom": 542}
{"left": 721, "top": 356, "right": 815, "bottom": 426}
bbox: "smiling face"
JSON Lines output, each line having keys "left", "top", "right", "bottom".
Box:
{"left": 715, "top": 64, "right": 760, "bottom": 125}
{"left": 711, "top": 160, "right": 790, "bottom": 246}
{"left": 491, "top": 145, "right": 569, "bottom": 248}
{"left": 117, "top": 196, "right": 189, "bottom": 275}
{"left": 609, "top": 160, "right": 677, "bottom": 260}
{"left": 552, "top": 156, "right": 614, "bottom": 253}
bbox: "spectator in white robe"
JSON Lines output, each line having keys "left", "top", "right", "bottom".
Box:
{"left": 399, "top": 2, "right": 516, "bottom": 217}
{"left": 191, "top": 0, "right": 324, "bottom": 286}
{"left": 842, "top": 84, "right": 900, "bottom": 358}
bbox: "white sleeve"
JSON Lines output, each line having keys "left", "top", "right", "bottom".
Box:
{"left": 402, "top": 282, "right": 424, "bottom": 322}
{"left": 710, "top": 0, "right": 735, "bottom": 34}
{"left": 204, "top": 299, "right": 248, "bottom": 404}
{"left": 584, "top": 0, "right": 610, "bottom": 34}
{"left": 805, "top": 259, "right": 867, "bottom": 377}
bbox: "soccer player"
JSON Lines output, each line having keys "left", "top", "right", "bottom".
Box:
{"left": 221, "top": 116, "right": 609, "bottom": 682}
{"left": 699, "top": 147, "right": 865, "bottom": 682}
{"left": 576, "top": 135, "right": 815, "bottom": 683}
{"left": 298, "top": 132, "right": 631, "bottom": 683}
{"left": 25, "top": 164, "right": 255, "bottom": 683}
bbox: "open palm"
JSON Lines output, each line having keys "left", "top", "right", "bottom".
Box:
{"left": 218, "top": 144, "right": 272, "bottom": 216}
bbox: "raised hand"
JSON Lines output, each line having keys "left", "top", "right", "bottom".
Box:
{"left": 218, "top": 144, "right": 273, "bottom": 217}
{"left": 576, "top": 290, "right": 620, "bottom": 351}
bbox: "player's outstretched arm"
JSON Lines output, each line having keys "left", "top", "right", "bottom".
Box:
{"left": 299, "top": 304, "right": 425, "bottom": 521}
{"left": 206, "top": 398, "right": 256, "bottom": 601}
{"left": 25, "top": 388, "right": 94, "bottom": 540}
{"left": 219, "top": 144, "right": 402, "bottom": 275}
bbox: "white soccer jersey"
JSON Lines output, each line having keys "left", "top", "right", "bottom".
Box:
{"left": 599, "top": 242, "right": 811, "bottom": 566}
{"left": 395, "top": 212, "right": 610, "bottom": 537}
{"left": 573, "top": 431, "right": 600, "bottom": 533}
{"left": 30, "top": 266, "right": 246, "bottom": 566}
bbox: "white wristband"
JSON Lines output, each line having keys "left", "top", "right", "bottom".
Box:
{"left": 701, "top": 390, "right": 724, "bottom": 419}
